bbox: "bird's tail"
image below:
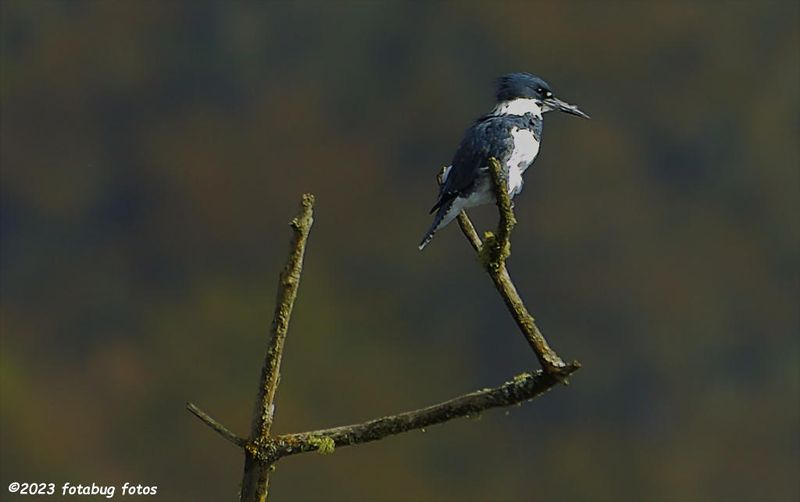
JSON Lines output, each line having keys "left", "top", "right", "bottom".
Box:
{"left": 418, "top": 199, "right": 456, "bottom": 250}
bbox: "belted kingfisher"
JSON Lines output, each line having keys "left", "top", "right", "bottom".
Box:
{"left": 418, "top": 72, "right": 589, "bottom": 250}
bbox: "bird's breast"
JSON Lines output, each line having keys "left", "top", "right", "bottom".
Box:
{"left": 507, "top": 127, "right": 540, "bottom": 194}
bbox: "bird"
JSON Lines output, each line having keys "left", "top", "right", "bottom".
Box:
{"left": 418, "top": 72, "right": 589, "bottom": 250}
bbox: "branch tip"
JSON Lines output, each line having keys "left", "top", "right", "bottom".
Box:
{"left": 186, "top": 402, "right": 245, "bottom": 447}
{"left": 483, "top": 158, "right": 515, "bottom": 267}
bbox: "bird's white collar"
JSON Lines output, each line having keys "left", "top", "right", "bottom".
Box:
{"left": 492, "top": 98, "right": 542, "bottom": 117}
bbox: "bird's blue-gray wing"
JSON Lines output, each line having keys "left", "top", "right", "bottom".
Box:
{"left": 430, "top": 116, "right": 514, "bottom": 213}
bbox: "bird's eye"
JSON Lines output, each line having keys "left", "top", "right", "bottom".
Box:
{"left": 537, "top": 88, "right": 543, "bottom": 94}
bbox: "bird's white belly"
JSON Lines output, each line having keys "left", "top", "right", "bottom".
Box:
{"left": 506, "top": 127, "right": 540, "bottom": 195}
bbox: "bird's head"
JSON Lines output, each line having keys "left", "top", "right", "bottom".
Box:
{"left": 495, "top": 72, "right": 589, "bottom": 119}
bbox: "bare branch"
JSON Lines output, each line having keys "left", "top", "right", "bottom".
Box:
{"left": 266, "top": 363, "right": 580, "bottom": 460}
{"left": 250, "top": 193, "right": 315, "bottom": 440}
{"left": 456, "top": 158, "right": 570, "bottom": 375}
{"left": 241, "top": 194, "right": 315, "bottom": 502}
{"left": 186, "top": 402, "right": 246, "bottom": 447}
{"left": 190, "top": 188, "right": 580, "bottom": 501}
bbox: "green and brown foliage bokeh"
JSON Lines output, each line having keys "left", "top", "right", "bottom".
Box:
{"left": 1, "top": 2, "right": 798, "bottom": 501}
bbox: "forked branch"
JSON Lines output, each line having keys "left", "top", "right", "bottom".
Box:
{"left": 188, "top": 179, "right": 579, "bottom": 501}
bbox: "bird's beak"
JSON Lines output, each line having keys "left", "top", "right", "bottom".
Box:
{"left": 544, "top": 96, "right": 590, "bottom": 119}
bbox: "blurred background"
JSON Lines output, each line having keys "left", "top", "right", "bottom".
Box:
{"left": 1, "top": 2, "right": 798, "bottom": 501}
